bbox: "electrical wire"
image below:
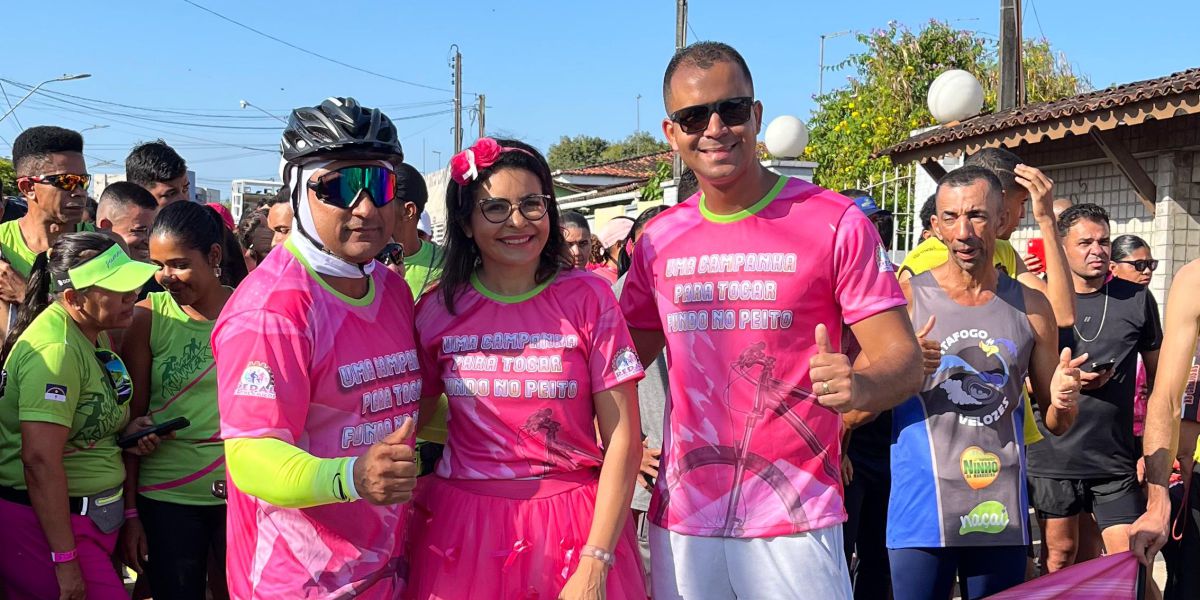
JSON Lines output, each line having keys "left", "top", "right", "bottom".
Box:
{"left": 180, "top": 0, "right": 467, "bottom": 95}
{"left": 0, "top": 81, "right": 23, "bottom": 130}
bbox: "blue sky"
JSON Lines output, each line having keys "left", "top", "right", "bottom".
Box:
{"left": 2, "top": 0, "right": 1195, "bottom": 194}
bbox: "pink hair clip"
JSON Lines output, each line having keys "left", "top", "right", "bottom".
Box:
{"left": 449, "top": 138, "right": 535, "bottom": 185}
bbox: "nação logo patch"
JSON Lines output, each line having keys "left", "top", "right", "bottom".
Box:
{"left": 960, "top": 446, "right": 1001, "bottom": 490}
{"left": 959, "top": 500, "right": 1009, "bottom": 535}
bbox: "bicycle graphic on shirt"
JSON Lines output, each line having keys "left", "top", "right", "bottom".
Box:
{"left": 652, "top": 342, "right": 841, "bottom": 537}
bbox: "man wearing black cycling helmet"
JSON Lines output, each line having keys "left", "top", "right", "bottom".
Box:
{"left": 213, "top": 97, "right": 425, "bottom": 599}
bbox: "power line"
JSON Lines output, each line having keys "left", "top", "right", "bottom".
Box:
{"left": 0, "top": 81, "right": 23, "bottom": 130}
{"left": 181, "top": 0, "right": 464, "bottom": 95}
{"left": 688, "top": 23, "right": 701, "bottom": 42}
{"left": 1025, "top": 0, "right": 1048, "bottom": 41}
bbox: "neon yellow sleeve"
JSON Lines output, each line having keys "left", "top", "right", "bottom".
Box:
{"left": 225, "top": 437, "right": 359, "bottom": 508}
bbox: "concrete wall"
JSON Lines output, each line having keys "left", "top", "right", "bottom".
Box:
{"left": 1008, "top": 151, "right": 1200, "bottom": 311}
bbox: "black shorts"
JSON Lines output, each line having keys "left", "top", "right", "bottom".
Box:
{"left": 1028, "top": 474, "right": 1145, "bottom": 530}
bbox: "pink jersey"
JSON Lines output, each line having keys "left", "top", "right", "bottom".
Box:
{"left": 416, "top": 269, "right": 644, "bottom": 480}
{"left": 620, "top": 176, "right": 906, "bottom": 538}
{"left": 214, "top": 241, "right": 423, "bottom": 599}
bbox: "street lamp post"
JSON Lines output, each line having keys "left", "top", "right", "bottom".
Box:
{"left": 818, "top": 31, "right": 851, "bottom": 95}
{"left": 0, "top": 73, "right": 91, "bottom": 124}
{"left": 239, "top": 100, "right": 288, "bottom": 124}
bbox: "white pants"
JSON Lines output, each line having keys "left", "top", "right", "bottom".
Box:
{"left": 650, "top": 523, "right": 852, "bottom": 599}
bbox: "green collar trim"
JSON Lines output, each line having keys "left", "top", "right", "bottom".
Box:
{"left": 699, "top": 175, "right": 787, "bottom": 224}
{"left": 470, "top": 271, "right": 554, "bottom": 304}
{"left": 284, "top": 238, "right": 375, "bottom": 306}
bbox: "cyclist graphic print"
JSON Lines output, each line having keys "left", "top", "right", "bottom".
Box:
{"left": 621, "top": 177, "right": 907, "bottom": 539}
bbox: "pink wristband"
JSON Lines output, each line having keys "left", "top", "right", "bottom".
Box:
{"left": 51, "top": 549, "right": 77, "bottom": 563}
{"left": 124, "top": 509, "right": 139, "bottom": 519}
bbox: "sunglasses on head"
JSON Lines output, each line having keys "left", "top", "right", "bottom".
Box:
{"left": 307, "top": 165, "right": 397, "bottom": 209}
{"left": 1115, "top": 259, "right": 1158, "bottom": 272}
{"left": 20, "top": 173, "right": 91, "bottom": 192}
{"left": 669, "top": 97, "right": 755, "bottom": 135}
{"left": 95, "top": 349, "right": 132, "bottom": 405}
{"left": 478, "top": 194, "right": 550, "bottom": 224}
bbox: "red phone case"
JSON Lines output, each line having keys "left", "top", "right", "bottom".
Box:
{"left": 1027, "top": 238, "right": 1047, "bottom": 274}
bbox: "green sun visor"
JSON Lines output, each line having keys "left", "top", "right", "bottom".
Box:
{"left": 50, "top": 244, "right": 160, "bottom": 293}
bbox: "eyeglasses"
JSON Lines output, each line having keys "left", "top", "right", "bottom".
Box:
{"left": 20, "top": 173, "right": 91, "bottom": 192}
{"left": 478, "top": 194, "right": 550, "bottom": 224}
{"left": 376, "top": 242, "right": 404, "bottom": 266}
{"left": 95, "top": 349, "right": 132, "bottom": 405}
{"left": 306, "top": 166, "right": 397, "bottom": 209}
{"left": 669, "top": 97, "right": 755, "bottom": 135}
{"left": 1115, "top": 259, "right": 1159, "bottom": 272}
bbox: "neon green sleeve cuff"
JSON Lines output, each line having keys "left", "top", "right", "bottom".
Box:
{"left": 225, "top": 437, "right": 358, "bottom": 508}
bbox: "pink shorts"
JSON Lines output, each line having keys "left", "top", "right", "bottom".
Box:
{"left": 0, "top": 498, "right": 126, "bottom": 600}
{"left": 406, "top": 470, "right": 646, "bottom": 599}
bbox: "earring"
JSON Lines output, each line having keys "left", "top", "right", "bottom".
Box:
{"left": 214, "top": 266, "right": 222, "bottom": 278}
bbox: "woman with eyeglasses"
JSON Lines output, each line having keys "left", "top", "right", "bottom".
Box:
{"left": 117, "top": 201, "right": 246, "bottom": 600}
{"left": 1110, "top": 235, "right": 1158, "bottom": 449}
{"left": 0, "top": 231, "right": 160, "bottom": 600}
{"left": 407, "top": 138, "right": 645, "bottom": 599}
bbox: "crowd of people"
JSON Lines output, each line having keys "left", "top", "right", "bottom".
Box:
{"left": 0, "top": 39, "right": 1196, "bottom": 600}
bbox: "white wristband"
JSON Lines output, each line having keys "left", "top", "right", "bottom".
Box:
{"left": 342, "top": 457, "right": 362, "bottom": 501}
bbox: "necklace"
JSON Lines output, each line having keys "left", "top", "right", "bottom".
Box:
{"left": 1073, "top": 282, "right": 1109, "bottom": 343}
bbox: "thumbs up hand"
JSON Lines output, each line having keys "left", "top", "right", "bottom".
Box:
{"left": 810, "top": 323, "right": 856, "bottom": 413}
{"left": 352, "top": 416, "right": 419, "bottom": 505}
{"left": 1051, "top": 348, "right": 1087, "bottom": 412}
{"left": 915, "top": 316, "right": 942, "bottom": 377}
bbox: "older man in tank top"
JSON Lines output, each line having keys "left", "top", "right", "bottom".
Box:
{"left": 885, "top": 165, "right": 1086, "bottom": 600}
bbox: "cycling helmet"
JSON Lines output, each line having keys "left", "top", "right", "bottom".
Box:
{"left": 281, "top": 97, "right": 403, "bottom": 164}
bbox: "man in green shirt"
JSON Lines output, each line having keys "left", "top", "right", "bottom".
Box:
{"left": 392, "top": 163, "right": 448, "bottom": 463}
{"left": 2, "top": 126, "right": 91, "bottom": 338}
{"left": 393, "top": 163, "right": 443, "bottom": 300}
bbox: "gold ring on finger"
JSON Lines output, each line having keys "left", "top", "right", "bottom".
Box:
{"left": 822, "top": 381, "right": 832, "bottom": 396}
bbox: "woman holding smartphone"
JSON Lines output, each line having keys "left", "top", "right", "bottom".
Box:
{"left": 0, "top": 232, "right": 160, "bottom": 599}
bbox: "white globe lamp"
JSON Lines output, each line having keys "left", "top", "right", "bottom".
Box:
{"left": 764, "top": 115, "right": 809, "bottom": 159}
{"left": 927, "top": 69, "right": 984, "bottom": 125}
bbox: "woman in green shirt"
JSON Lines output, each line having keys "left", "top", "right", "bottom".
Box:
{"left": 119, "top": 202, "right": 245, "bottom": 600}
{"left": 0, "top": 231, "right": 160, "bottom": 600}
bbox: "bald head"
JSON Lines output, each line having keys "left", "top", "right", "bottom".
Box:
{"left": 1052, "top": 199, "right": 1072, "bottom": 220}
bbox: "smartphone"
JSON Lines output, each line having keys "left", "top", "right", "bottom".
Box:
{"left": 1089, "top": 360, "right": 1116, "bottom": 373}
{"left": 117, "top": 417, "right": 190, "bottom": 449}
{"left": 1027, "top": 238, "right": 1047, "bottom": 274}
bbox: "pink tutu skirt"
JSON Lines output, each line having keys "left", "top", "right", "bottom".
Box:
{"left": 406, "top": 469, "right": 646, "bottom": 599}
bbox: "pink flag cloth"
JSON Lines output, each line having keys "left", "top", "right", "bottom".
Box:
{"left": 986, "top": 552, "right": 1141, "bottom": 599}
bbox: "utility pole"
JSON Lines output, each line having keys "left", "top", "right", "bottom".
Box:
{"left": 998, "top": 0, "right": 1024, "bottom": 110}
{"left": 672, "top": 0, "right": 687, "bottom": 181}
{"left": 477, "top": 94, "right": 486, "bottom": 139}
{"left": 451, "top": 45, "right": 463, "bottom": 153}
{"left": 636, "top": 94, "right": 642, "bottom": 154}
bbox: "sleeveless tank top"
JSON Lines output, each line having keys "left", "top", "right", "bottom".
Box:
{"left": 888, "top": 271, "right": 1034, "bottom": 548}
{"left": 137, "top": 292, "right": 224, "bottom": 505}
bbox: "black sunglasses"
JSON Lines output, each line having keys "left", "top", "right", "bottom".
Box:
{"left": 1115, "top": 259, "right": 1158, "bottom": 272}
{"left": 478, "top": 194, "right": 550, "bottom": 224}
{"left": 669, "top": 97, "right": 755, "bottom": 135}
{"left": 376, "top": 242, "right": 404, "bottom": 266}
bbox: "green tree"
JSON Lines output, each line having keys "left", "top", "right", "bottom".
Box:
{"left": 806, "top": 21, "right": 1089, "bottom": 194}
{"left": 0, "top": 158, "right": 14, "bottom": 198}
{"left": 547, "top": 132, "right": 670, "bottom": 171}
{"left": 600, "top": 131, "right": 670, "bottom": 163}
{"left": 547, "top": 135, "right": 610, "bottom": 171}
